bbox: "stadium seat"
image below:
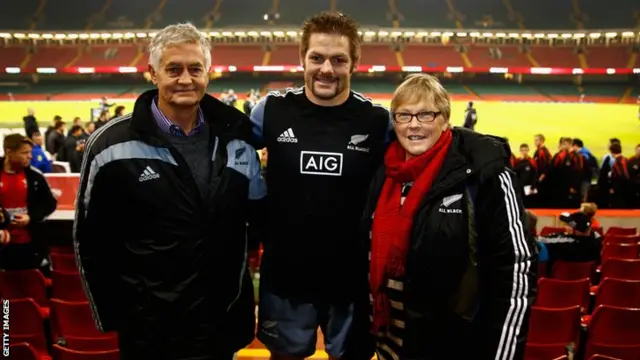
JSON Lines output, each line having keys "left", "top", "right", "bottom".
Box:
{"left": 540, "top": 226, "right": 566, "bottom": 236}
{"left": 603, "top": 234, "right": 640, "bottom": 246}
{"left": 601, "top": 243, "right": 639, "bottom": 263}
{"left": 0, "top": 269, "right": 51, "bottom": 310}
{"left": 49, "top": 246, "right": 74, "bottom": 255}
{"left": 605, "top": 227, "right": 637, "bottom": 236}
{"left": 584, "top": 305, "right": 640, "bottom": 359}
{"left": 50, "top": 299, "right": 118, "bottom": 351}
{"left": 552, "top": 261, "right": 596, "bottom": 283}
{"left": 49, "top": 254, "right": 79, "bottom": 273}
{"left": 9, "top": 298, "right": 50, "bottom": 356}
{"left": 525, "top": 305, "right": 581, "bottom": 360}
{"left": 593, "top": 278, "right": 640, "bottom": 309}
{"left": 599, "top": 258, "right": 640, "bottom": 281}
{"left": 536, "top": 278, "right": 590, "bottom": 313}
{"left": 589, "top": 355, "right": 624, "bottom": 360}
{"left": 52, "top": 345, "right": 119, "bottom": 360}
{"left": 8, "top": 342, "right": 51, "bottom": 360}
{"left": 51, "top": 271, "right": 87, "bottom": 302}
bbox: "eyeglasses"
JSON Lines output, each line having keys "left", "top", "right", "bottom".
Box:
{"left": 393, "top": 111, "right": 441, "bottom": 123}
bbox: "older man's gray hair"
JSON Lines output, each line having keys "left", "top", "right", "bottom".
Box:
{"left": 148, "top": 22, "right": 212, "bottom": 71}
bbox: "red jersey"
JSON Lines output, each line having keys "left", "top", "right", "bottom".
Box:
{"left": 0, "top": 170, "right": 31, "bottom": 244}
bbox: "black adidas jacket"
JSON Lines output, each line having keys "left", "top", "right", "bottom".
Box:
{"left": 73, "top": 90, "right": 264, "bottom": 358}
{"left": 362, "top": 128, "right": 537, "bottom": 359}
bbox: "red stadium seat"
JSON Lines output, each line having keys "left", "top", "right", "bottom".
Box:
{"left": 599, "top": 259, "right": 640, "bottom": 281}
{"left": 52, "top": 345, "right": 119, "bottom": 360}
{"left": 49, "top": 254, "right": 79, "bottom": 273}
{"left": 49, "top": 246, "right": 74, "bottom": 255}
{"left": 50, "top": 299, "right": 118, "bottom": 351}
{"left": 51, "top": 271, "right": 88, "bottom": 302}
{"left": 0, "top": 269, "right": 51, "bottom": 310}
{"left": 601, "top": 243, "right": 639, "bottom": 263}
{"left": 525, "top": 306, "right": 581, "bottom": 359}
{"left": 9, "top": 299, "right": 50, "bottom": 356}
{"left": 593, "top": 278, "right": 640, "bottom": 309}
{"left": 552, "top": 261, "right": 596, "bottom": 283}
{"left": 584, "top": 305, "right": 640, "bottom": 359}
{"left": 536, "top": 278, "right": 590, "bottom": 313}
{"left": 8, "top": 342, "right": 51, "bottom": 360}
{"left": 603, "top": 234, "right": 640, "bottom": 246}
{"left": 605, "top": 227, "right": 637, "bottom": 236}
{"left": 589, "top": 355, "right": 624, "bottom": 360}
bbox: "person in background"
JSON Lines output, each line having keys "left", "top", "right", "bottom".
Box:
{"left": 532, "top": 133, "right": 552, "bottom": 206}
{"left": 46, "top": 120, "right": 66, "bottom": 157}
{"left": 94, "top": 110, "right": 110, "bottom": 130}
{"left": 580, "top": 202, "right": 601, "bottom": 234}
{"left": 525, "top": 210, "right": 548, "bottom": 276}
{"left": 549, "top": 137, "right": 581, "bottom": 208}
{"left": 628, "top": 144, "right": 640, "bottom": 208}
{"left": 44, "top": 115, "right": 62, "bottom": 141}
{"left": 23, "top": 108, "right": 39, "bottom": 139}
{"left": 514, "top": 143, "right": 537, "bottom": 208}
{"left": 463, "top": 101, "right": 477, "bottom": 130}
{"left": 537, "top": 211, "right": 602, "bottom": 266}
{"left": 0, "top": 134, "right": 57, "bottom": 270}
{"left": 100, "top": 96, "right": 114, "bottom": 112}
{"left": 74, "top": 22, "right": 263, "bottom": 359}
{"left": 365, "top": 73, "right": 535, "bottom": 359}
{"left": 607, "top": 142, "right": 630, "bottom": 208}
{"left": 112, "top": 105, "right": 126, "bottom": 119}
{"left": 601, "top": 138, "right": 621, "bottom": 169}
{"left": 29, "top": 132, "right": 52, "bottom": 173}
{"left": 572, "top": 138, "right": 598, "bottom": 202}
{"left": 0, "top": 207, "right": 11, "bottom": 247}
{"left": 243, "top": 91, "right": 257, "bottom": 115}
{"left": 58, "top": 125, "right": 86, "bottom": 172}
{"left": 85, "top": 121, "right": 96, "bottom": 135}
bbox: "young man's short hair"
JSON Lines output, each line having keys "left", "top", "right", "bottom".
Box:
{"left": 520, "top": 143, "right": 529, "bottom": 149}
{"left": 3, "top": 133, "right": 33, "bottom": 152}
{"left": 300, "top": 12, "right": 361, "bottom": 69}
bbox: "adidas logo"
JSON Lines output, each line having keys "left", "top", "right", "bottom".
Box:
{"left": 139, "top": 166, "right": 160, "bottom": 182}
{"left": 277, "top": 128, "right": 298, "bottom": 143}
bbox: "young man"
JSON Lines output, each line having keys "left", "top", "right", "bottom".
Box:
{"left": 73, "top": 22, "right": 265, "bottom": 359}
{"left": 532, "top": 134, "right": 551, "bottom": 206}
{"left": 0, "top": 134, "right": 57, "bottom": 270}
{"left": 628, "top": 144, "right": 640, "bottom": 208}
{"left": 250, "top": 12, "right": 392, "bottom": 360}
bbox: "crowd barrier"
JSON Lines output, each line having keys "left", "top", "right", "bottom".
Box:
{"left": 43, "top": 174, "right": 639, "bottom": 229}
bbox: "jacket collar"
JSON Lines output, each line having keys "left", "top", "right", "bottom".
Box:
{"left": 129, "top": 89, "right": 235, "bottom": 144}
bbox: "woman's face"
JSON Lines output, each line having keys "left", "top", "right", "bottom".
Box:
{"left": 392, "top": 99, "right": 448, "bottom": 159}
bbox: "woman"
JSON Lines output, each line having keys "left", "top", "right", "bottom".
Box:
{"left": 363, "top": 74, "right": 537, "bottom": 359}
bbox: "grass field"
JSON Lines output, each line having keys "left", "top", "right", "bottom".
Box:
{"left": 1, "top": 99, "right": 638, "bottom": 158}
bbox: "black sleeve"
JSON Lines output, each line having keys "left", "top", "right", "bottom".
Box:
{"left": 28, "top": 170, "right": 57, "bottom": 223}
{"left": 474, "top": 168, "right": 537, "bottom": 360}
{"left": 73, "top": 136, "right": 120, "bottom": 332}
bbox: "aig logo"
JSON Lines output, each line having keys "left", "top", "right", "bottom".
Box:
{"left": 300, "top": 151, "right": 343, "bottom": 176}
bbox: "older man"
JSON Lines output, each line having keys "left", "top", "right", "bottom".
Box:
{"left": 73, "top": 22, "right": 265, "bottom": 359}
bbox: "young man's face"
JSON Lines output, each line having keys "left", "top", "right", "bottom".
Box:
{"left": 520, "top": 146, "right": 529, "bottom": 158}
{"left": 8, "top": 144, "right": 33, "bottom": 168}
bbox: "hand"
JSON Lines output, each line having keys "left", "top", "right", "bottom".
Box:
{"left": 12, "top": 213, "right": 30, "bottom": 227}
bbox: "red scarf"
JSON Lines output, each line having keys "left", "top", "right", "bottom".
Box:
{"left": 369, "top": 129, "right": 453, "bottom": 333}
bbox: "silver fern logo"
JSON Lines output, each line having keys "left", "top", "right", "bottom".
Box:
{"left": 347, "top": 134, "right": 370, "bottom": 153}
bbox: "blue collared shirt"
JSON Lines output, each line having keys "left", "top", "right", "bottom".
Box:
{"left": 151, "top": 97, "right": 205, "bottom": 137}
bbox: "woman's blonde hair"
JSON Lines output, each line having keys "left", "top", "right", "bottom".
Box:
{"left": 390, "top": 73, "right": 451, "bottom": 121}
{"left": 580, "top": 202, "right": 598, "bottom": 217}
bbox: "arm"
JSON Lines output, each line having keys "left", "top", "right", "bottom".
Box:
{"left": 247, "top": 148, "right": 267, "bottom": 252}
{"left": 29, "top": 169, "right": 57, "bottom": 222}
{"left": 475, "top": 169, "right": 537, "bottom": 360}
{"left": 73, "top": 139, "right": 119, "bottom": 332}
{"left": 249, "top": 96, "right": 267, "bottom": 149}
